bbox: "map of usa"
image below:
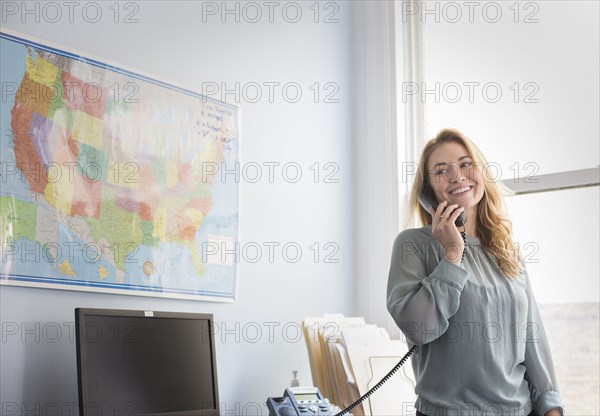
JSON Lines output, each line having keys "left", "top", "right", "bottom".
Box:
{"left": 0, "top": 32, "right": 239, "bottom": 300}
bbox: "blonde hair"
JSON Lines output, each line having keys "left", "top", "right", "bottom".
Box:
{"left": 406, "top": 128, "right": 522, "bottom": 278}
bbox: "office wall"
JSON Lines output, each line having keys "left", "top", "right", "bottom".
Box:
{"left": 0, "top": 1, "right": 354, "bottom": 412}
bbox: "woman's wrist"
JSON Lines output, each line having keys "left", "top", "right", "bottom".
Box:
{"left": 443, "top": 248, "right": 463, "bottom": 265}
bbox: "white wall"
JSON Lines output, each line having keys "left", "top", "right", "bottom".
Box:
{"left": 0, "top": 1, "right": 354, "bottom": 412}
{"left": 350, "top": 1, "right": 405, "bottom": 335}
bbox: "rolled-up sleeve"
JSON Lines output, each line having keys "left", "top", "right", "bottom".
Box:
{"left": 522, "top": 265, "right": 564, "bottom": 415}
{"left": 386, "top": 230, "right": 469, "bottom": 345}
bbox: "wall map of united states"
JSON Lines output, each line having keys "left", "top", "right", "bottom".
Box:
{"left": 0, "top": 32, "right": 239, "bottom": 300}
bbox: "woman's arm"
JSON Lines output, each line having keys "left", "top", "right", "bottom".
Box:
{"left": 522, "top": 265, "right": 564, "bottom": 416}
{"left": 386, "top": 230, "right": 469, "bottom": 345}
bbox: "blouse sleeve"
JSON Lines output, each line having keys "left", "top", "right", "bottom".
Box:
{"left": 522, "top": 264, "right": 564, "bottom": 415}
{"left": 386, "top": 230, "right": 469, "bottom": 345}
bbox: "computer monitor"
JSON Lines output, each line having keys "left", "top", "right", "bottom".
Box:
{"left": 75, "top": 308, "right": 220, "bottom": 416}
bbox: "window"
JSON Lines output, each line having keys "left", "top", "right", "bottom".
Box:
{"left": 397, "top": 1, "right": 600, "bottom": 412}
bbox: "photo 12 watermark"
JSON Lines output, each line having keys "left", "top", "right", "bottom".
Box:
{"left": 400, "top": 161, "right": 540, "bottom": 185}
{"left": 0, "top": 400, "right": 147, "bottom": 416}
{"left": 211, "top": 320, "right": 305, "bottom": 344}
{"left": 400, "top": 1, "right": 540, "bottom": 24}
{"left": 0, "top": 161, "right": 140, "bottom": 187}
{"left": 202, "top": 239, "right": 340, "bottom": 266}
{"left": 399, "top": 240, "right": 540, "bottom": 265}
{"left": 1, "top": 1, "right": 140, "bottom": 24}
{"left": 399, "top": 320, "right": 541, "bottom": 345}
{"left": 199, "top": 161, "right": 340, "bottom": 184}
{"left": 401, "top": 81, "right": 540, "bottom": 104}
{"left": 2, "top": 80, "right": 140, "bottom": 105}
{"left": 2, "top": 321, "right": 76, "bottom": 344}
{"left": 1, "top": 239, "right": 141, "bottom": 266}
{"left": 200, "top": 1, "right": 341, "bottom": 24}
{"left": 200, "top": 81, "right": 340, "bottom": 104}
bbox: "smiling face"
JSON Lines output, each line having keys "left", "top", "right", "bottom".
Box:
{"left": 426, "top": 141, "right": 485, "bottom": 217}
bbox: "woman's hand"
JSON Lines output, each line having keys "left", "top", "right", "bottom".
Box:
{"left": 429, "top": 200, "right": 465, "bottom": 266}
{"left": 544, "top": 408, "right": 562, "bottom": 416}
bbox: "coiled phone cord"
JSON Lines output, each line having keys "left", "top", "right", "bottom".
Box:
{"left": 334, "top": 344, "right": 418, "bottom": 416}
{"left": 334, "top": 227, "right": 467, "bottom": 416}
{"left": 459, "top": 226, "right": 467, "bottom": 263}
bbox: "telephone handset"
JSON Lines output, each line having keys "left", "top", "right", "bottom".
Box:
{"left": 419, "top": 189, "right": 467, "bottom": 263}
{"left": 267, "top": 387, "right": 333, "bottom": 416}
{"left": 418, "top": 190, "right": 465, "bottom": 227}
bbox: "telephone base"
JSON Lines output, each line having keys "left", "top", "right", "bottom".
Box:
{"left": 267, "top": 387, "right": 339, "bottom": 416}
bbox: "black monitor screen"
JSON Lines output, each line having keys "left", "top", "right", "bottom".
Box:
{"left": 75, "top": 308, "right": 219, "bottom": 416}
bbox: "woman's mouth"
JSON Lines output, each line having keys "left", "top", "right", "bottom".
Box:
{"left": 450, "top": 186, "right": 472, "bottom": 196}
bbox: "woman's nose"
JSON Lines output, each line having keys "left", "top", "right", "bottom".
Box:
{"left": 446, "top": 164, "right": 464, "bottom": 182}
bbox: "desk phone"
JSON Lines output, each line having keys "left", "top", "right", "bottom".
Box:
{"left": 267, "top": 387, "right": 334, "bottom": 416}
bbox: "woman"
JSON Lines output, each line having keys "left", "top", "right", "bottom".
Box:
{"left": 386, "top": 129, "right": 563, "bottom": 416}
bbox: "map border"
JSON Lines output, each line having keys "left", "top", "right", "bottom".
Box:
{"left": 0, "top": 29, "right": 240, "bottom": 303}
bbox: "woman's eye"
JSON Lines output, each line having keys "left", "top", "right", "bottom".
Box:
{"left": 461, "top": 162, "right": 472, "bottom": 168}
{"left": 434, "top": 169, "right": 446, "bottom": 175}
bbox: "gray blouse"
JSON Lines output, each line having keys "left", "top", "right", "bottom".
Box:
{"left": 386, "top": 225, "right": 563, "bottom": 416}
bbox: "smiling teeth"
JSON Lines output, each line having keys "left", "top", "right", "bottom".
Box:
{"left": 451, "top": 186, "right": 471, "bottom": 195}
